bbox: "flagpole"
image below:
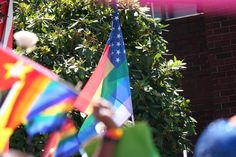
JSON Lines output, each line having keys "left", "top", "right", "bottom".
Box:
{"left": 183, "top": 150, "right": 188, "bottom": 157}
{"left": 131, "top": 115, "right": 135, "bottom": 125}
{"left": 1, "top": 0, "right": 13, "bottom": 48}
{"left": 79, "top": 148, "right": 88, "bottom": 157}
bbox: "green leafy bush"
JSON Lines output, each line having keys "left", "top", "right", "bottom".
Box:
{"left": 11, "top": 0, "right": 196, "bottom": 156}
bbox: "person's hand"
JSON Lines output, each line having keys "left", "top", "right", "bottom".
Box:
{"left": 229, "top": 115, "right": 236, "bottom": 127}
{"left": 93, "top": 98, "right": 118, "bottom": 130}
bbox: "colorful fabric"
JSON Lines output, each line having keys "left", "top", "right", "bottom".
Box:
{"left": 26, "top": 96, "right": 75, "bottom": 137}
{"left": 75, "top": 4, "right": 133, "bottom": 146}
{"left": 0, "top": 0, "right": 13, "bottom": 48}
{"left": 78, "top": 115, "right": 98, "bottom": 145}
{"left": 41, "top": 119, "right": 80, "bottom": 157}
{"left": 0, "top": 48, "right": 77, "bottom": 152}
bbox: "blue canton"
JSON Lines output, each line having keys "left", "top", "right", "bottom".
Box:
{"left": 107, "top": 9, "right": 126, "bottom": 68}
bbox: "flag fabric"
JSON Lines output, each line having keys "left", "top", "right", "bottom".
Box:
{"left": 0, "top": 0, "right": 13, "bottom": 48}
{"left": 75, "top": 3, "right": 133, "bottom": 146}
{"left": 0, "top": 48, "right": 77, "bottom": 151}
{"left": 25, "top": 94, "right": 75, "bottom": 137}
{"left": 41, "top": 119, "right": 80, "bottom": 157}
{"left": 0, "top": 4, "right": 14, "bottom": 149}
{"left": 78, "top": 115, "right": 97, "bottom": 146}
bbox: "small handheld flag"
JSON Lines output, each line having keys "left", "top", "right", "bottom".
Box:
{"left": 42, "top": 119, "right": 80, "bottom": 157}
{"left": 0, "top": 48, "right": 77, "bottom": 152}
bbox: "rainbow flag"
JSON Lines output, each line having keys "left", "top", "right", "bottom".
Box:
{"left": 75, "top": 3, "right": 133, "bottom": 146}
{"left": 0, "top": 48, "right": 77, "bottom": 151}
{"left": 26, "top": 96, "right": 75, "bottom": 137}
{"left": 41, "top": 119, "right": 80, "bottom": 157}
{"left": 77, "top": 115, "right": 97, "bottom": 145}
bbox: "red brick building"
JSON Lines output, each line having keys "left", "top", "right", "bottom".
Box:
{"left": 141, "top": 0, "right": 236, "bottom": 141}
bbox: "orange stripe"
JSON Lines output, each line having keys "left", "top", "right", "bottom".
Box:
{"left": 74, "top": 44, "right": 110, "bottom": 112}
{"left": 60, "top": 127, "right": 77, "bottom": 139}
{"left": 84, "top": 80, "right": 103, "bottom": 114}
{"left": 60, "top": 120, "right": 77, "bottom": 139}
{"left": 6, "top": 71, "right": 51, "bottom": 129}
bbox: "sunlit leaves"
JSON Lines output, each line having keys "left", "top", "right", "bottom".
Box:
{"left": 11, "top": 1, "right": 196, "bottom": 157}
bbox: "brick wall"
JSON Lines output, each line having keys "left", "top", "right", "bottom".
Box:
{"left": 164, "top": 13, "right": 236, "bottom": 142}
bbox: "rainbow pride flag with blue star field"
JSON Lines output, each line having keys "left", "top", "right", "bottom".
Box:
{"left": 74, "top": 3, "right": 133, "bottom": 146}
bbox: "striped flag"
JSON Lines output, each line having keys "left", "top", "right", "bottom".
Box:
{"left": 41, "top": 119, "right": 80, "bottom": 157}
{"left": 0, "top": 48, "right": 77, "bottom": 152}
{"left": 0, "top": 0, "right": 13, "bottom": 48}
{"left": 25, "top": 90, "right": 76, "bottom": 137}
{"left": 0, "top": 2, "right": 13, "bottom": 148}
{"left": 75, "top": 2, "right": 133, "bottom": 146}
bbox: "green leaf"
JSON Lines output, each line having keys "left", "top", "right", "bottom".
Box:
{"left": 12, "top": 1, "right": 196, "bottom": 157}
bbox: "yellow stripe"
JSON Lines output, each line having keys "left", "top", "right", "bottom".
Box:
{"left": 42, "top": 102, "right": 72, "bottom": 116}
{"left": 0, "top": 128, "right": 13, "bottom": 152}
{"left": 84, "top": 60, "right": 114, "bottom": 115}
{"left": 103, "top": 59, "right": 114, "bottom": 78}
{"left": 60, "top": 127, "right": 77, "bottom": 139}
{"left": 84, "top": 80, "right": 103, "bottom": 115}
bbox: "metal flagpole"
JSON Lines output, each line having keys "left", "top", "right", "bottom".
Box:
{"left": 131, "top": 114, "right": 135, "bottom": 125}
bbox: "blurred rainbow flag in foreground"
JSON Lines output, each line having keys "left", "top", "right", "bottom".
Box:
{"left": 26, "top": 96, "right": 76, "bottom": 137}
{"left": 74, "top": 3, "right": 133, "bottom": 146}
{"left": 41, "top": 119, "right": 79, "bottom": 157}
{"left": 0, "top": 48, "right": 77, "bottom": 152}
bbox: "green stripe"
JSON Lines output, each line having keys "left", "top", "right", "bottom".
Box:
{"left": 80, "top": 115, "right": 95, "bottom": 131}
{"left": 102, "top": 60, "right": 129, "bottom": 99}
{"left": 29, "top": 113, "right": 64, "bottom": 123}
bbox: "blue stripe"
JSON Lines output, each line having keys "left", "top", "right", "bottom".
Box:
{"left": 55, "top": 134, "right": 80, "bottom": 157}
{"left": 27, "top": 81, "right": 76, "bottom": 120}
{"left": 77, "top": 116, "right": 97, "bottom": 145}
{"left": 111, "top": 76, "right": 131, "bottom": 104}
{"left": 26, "top": 113, "right": 67, "bottom": 137}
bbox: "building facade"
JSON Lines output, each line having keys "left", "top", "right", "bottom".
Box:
{"left": 141, "top": 0, "right": 236, "bottom": 143}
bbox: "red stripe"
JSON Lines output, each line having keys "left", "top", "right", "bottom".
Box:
{"left": 0, "top": 48, "right": 18, "bottom": 90}
{"left": 60, "top": 119, "right": 75, "bottom": 132}
{"left": 41, "top": 132, "right": 60, "bottom": 157}
{"left": 6, "top": 71, "right": 45, "bottom": 129}
{"left": 74, "top": 44, "right": 110, "bottom": 112}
